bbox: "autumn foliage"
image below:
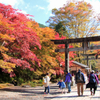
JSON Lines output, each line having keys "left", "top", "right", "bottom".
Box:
{"left": 0, "top": 3, "right": 76, "bottom": 79}
{"left": 46, "top": 1, "right": 99, "bottom": 38}
{"left": 0, "top": 3, "right": 41, "bottom": 77}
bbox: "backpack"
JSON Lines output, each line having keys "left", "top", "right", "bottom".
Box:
{"left": 76, "top": 72, "right": 83, "bottom": 82}
{"left": 89, "top": 74, "right": 96, "bottom": 83}
{"left": 42, "top": 77, "right": 47, "bottom": 85}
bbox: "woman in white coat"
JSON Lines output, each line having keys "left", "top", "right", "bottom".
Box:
{"left": 44, "top": 73, "right": 50, "bottom": 94}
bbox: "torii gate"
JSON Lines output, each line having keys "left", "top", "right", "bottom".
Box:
{"left": 82, "top": 53, "right": 100, "bottom": 66}
{"left": 51, "top": 36, "right": 100, "bottom": 73}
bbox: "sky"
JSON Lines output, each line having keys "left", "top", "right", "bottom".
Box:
{"left": 0, "top": 0, "right": 100, "bottom": 26}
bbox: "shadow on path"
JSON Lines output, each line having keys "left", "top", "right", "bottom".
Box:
{"left": 44, "top": 94, "right": 89, "bottom": 99}
{"left": 92, "top": 96, "right": 100, "bottom": 98}
{"left": 0, "top": 85, "right": 63, "bottom": 97}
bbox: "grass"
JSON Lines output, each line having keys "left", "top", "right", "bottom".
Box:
{"left": 21, "top": 79, "right": 43, "bottom": 87}
{"left": 0, "top": 83, "right": 14, "bottom": 88}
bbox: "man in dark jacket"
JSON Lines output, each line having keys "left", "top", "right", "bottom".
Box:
{"left": 75, "top": 69, "right": 85, "bottom": 96}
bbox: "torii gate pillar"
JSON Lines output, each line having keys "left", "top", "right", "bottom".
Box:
{"left": 65, "top": 42, "right": 69, "bottom": 72}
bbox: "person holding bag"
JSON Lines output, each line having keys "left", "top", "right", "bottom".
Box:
{"left": 86, "top": 70, "right": 99, "bottom": 95}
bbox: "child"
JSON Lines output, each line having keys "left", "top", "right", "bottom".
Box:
{"left": 57, "top": 79, "right": 66, "bottom": 93}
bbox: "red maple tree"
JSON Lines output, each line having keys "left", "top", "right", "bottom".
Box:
{"left": 0, "top": 3, "right": 41, "bottom": 77}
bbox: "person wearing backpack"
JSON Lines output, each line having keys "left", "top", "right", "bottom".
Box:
{"left": 75, "top": 69, "right": 85, "bottom": 96}
{"left": 88, "top": 70, "right": 99, "bottom": 95}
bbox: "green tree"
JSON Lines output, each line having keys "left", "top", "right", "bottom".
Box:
{"left": 54, "top": 22, "right": 67, "bottom": 37}
{"left": 39, "top": 23, "right": 47, "bottom": 28}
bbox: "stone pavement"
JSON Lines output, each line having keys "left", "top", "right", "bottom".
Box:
{"left": 0, "top": 83, "right": 100, "bottom": 100}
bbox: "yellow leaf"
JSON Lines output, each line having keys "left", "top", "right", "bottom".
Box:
{"left": 0, "top": 33, "right": 15, "bottom": 42}
{"left": 0, "top": 60, "right": 16, "bottom": 72}
{"left": 0, "top": 46, "right": 8, "bottom": 52}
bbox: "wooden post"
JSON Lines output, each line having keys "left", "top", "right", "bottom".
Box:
{"left": 82, "top": 42, "right": 88, "bottom": 50}
{"left": 87, "top": 56, "right": 89, "bottom": 66}
{"left": 65, "top": 42, "right": 69, "bottom": 72}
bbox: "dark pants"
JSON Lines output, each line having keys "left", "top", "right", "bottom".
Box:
{"left": 44, "top": 86, "right": 50, "bottom": 93}
{"left": 89, "top": 82, "right": 97, "bottom": 95}
{"left": 90, "top": 87, "right": 97, "bottom": 94}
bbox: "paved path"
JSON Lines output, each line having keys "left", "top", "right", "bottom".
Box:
{"left": 45, "top": 84, "right": 100, "bottom": 100}
{"left": 0, "top": 83, "right": 100, "bottom": 100}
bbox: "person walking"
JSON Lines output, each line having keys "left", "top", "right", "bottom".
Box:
{"left": 88, "top": 70, "right": 99, "bottom": 95}
{"left": 44, "top": 73, "right": 50, "bottom": 94}
{"left": 64, "top": 71, "right": 72, "bottom": 93}
{"left": 75, "top": 69, "right": 85, "bottom": 96}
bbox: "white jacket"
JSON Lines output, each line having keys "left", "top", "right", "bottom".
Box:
{"left": 44, "top": 75, "right": 50, "bottom": 87}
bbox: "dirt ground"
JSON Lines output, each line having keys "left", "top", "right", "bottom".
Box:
{"left": 0, "top": 83, "right": 100, "bottom": 100}
{"left": 0, "top": 83, "right": 63, "bottom": 100}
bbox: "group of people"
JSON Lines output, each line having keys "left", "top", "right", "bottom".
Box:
{"left": 43, "top": 69, "right": 99, "bottom": 96}
{"left": 57, "top": 71, "right": 72, "bottom": 93}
